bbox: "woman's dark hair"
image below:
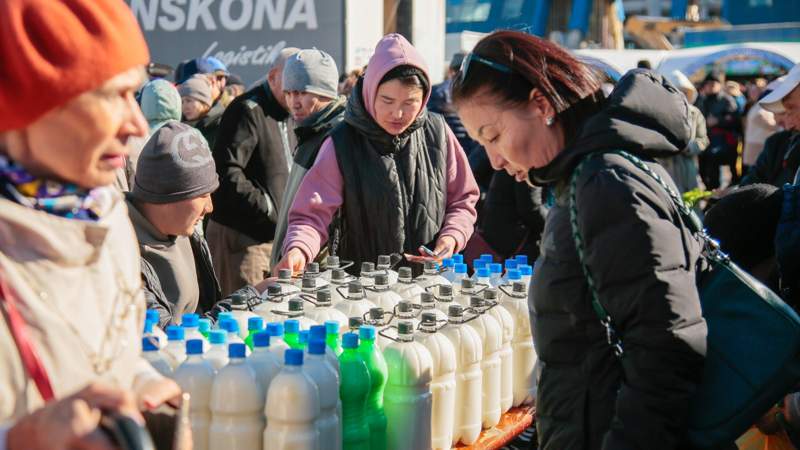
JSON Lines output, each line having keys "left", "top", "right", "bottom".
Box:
{"left": 451, "top": 30, "right": 603, "bottom": 136}
{"left": 379, "top": 65, "right": 429, "bottom": 96}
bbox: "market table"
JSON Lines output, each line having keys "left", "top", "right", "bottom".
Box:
{"left": 454, "top": 406, "right": 536, "bottom": 450}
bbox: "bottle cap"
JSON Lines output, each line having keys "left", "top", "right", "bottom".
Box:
{"left": 484, "top": 288, "right": 498, "bottom": 300}
{"left": 519, "top": 264, "right": 533, "bottom": 276}
{"left": 476, "top": 267, "right": 491, "bottom": 278}
{"left": 473, "top": 259, "right": 487, "bottom": 270}
{"left": 398, "top": 267, "right": 412, "bottom": 279}
{"left": 230, "top": 292, "right": 248, "bottom": 306}
{"left": 299, "top": 330, "right": 309, "bottom": 346}
{"left": 480, "top": 254, "right": 494, "bottom": 262}
{"left": 181, "top": 313, "right": 199, "bottom": 327}
{"left": 217, "top": 312, "right": 234, "bottom": 322}
{"left": 142, "top": 336, "right": 159, "bottom": 351}
{"left": 266, "top": 322, "right": 284, "bottom": 337}
{"left": 284, "top": 319, "right": 300, "bottom": 334}
{"left": 359, "top": 325, "right": 376, "bottom": 341}
{"left": 441, "top": 258, "right": 454, "bottom": 268}
{"left": 166, "top": 325, "right": 184, "bottom": 341}
{"left": 348, "top": 281, "right": 362, "bottom": 294}
{"left": 513, "top": 281, "right": 527, "bottom": 294}
{"left": 505, "top": 259, "right": 519, "bottom": 270}
{"left": 439, "top": 285, "right": 453, "bottom": 297}
{"left": 267, "top": 284, "right": 282, "bottom": 296}
{"left": 253, "top": 331, "right": 270, "bottom": 348}
{"left": 470, "top": 296, "right": 484, "bottom": 307}
{"left": 288, "top": 298, "right": 304, "bottom": 312}
{"left": 424, "top": 260, "right": 438, "bottom": 271}
{"left": 285, "top": 348, "right": 303, "bottom": 365}
{"left": 198, "top": 318, "right": 211, "bottom": 334}
{"left": 143, "top": 319, "right": 154, "bottom": 334}
{"left": 146, "top": 309, "right": 160, "bottom": 322}
{"left": 515, "top": 255, "right": 528, "bottom": 265}
{"left": 306, "top": 262, "right": 320, "bottom": 274}
{"left": 348, "top": 317, "right": 363, "bottom": 328}
{"left": 316, "top": 290, "right": 332, "bottom": 305}
{"left": 420, "top": 292, "right": 434, "bottom": 304}
{"left": 326, "top": 255, "right": 340, "bottom": 267}
{"left": 248, "top": 317, "right": 264, "bottom": 331}
{"left": 507, "top": 269, "right": 522, "bottom": 281}
{"left": 302, "top": 277, "right": 316, "bottom": 289}
{"left": 278, "top": 269, "right": 292, "bottom": 280}
{"left": 342, "top": 332, "right": 359, "bottom": 349}
{"left": 452, "top": 254, "right": 464, "bottom": 264}
{"left": 448, "top": 304, "right": 464, "bottom": 318}
{"left": 324, "top": 320, "right": 340, "bottom": 335}
{"left": 489, "top": 263, "right": 503, "bottom": 274}
{"left": 461, "top": 278, "right": 475, "bottom": 289}
{"left": 375, "top": 274, "right": 389, "bottom": 286}
{"left": 377, "top": 255, "right": 391, "bottom": 267}
{"left": 361, "top": 262, "right": 375, "bottom": 274}
{"left": 308, "top": 339, "right": 326, "bottom": 355}
{"left": 310, "top": 325, "right": 326, "bottom": 341}
{"left": 397, "top": 321, "right": 414, "bottom": 336}
{"left": 186, "top": 339, "right": 203, "bottom": 355}
{"left": 209, "top": 329, "right": 227, "bottom": 344}
{"left": 220, "top": 318, "right": 239, "bottom": 334}
{"left": 332, "top": 268, "right": 346, "bottom": 281}
{"left": 229, "top": 343, "right": 246, "bottom": 358}
{"left": 420, "top": 312, "right": 437, "bottom": 325}
{"left": 454, "top": 263, "right": 468, "bottom": 274}
{"left": 397, "top": 301, "right": 412, "bottom": 313}
{"left": 369, "top": 308, "right": 384, "bottom": 320}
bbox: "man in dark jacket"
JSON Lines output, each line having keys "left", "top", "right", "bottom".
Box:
{"left": 270, "top": 49, "right": 347, "bottom": 268}
{"left": 696, "top": 72, "right": 741, "bottom": 189}
{"left": 206, "top": 47, "right": 299, "bottom": 295}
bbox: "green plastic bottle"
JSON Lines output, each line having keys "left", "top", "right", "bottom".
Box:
{"left": 244, "top": 316, "right": 264, "bottom": 350}
{"left": 284, "top": 319, "right": 301, "bottom": 349}
{"left": 198, "top": 318, "right": 211, "bottom": 339}
{"left": 340, "top": 333, "right": 371, "bottom": 450}
{"left": 358, "top": 325, "right": 388, "bottom": 450}
{"left": 298, "top": 330, "right": 310, "bottom": 349}
{"left": 325, "top": 320, "right": 343, "bottom": 356}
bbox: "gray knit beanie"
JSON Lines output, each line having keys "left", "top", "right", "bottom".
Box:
{"left": 177, "top": 74, "right": 212, "bottom": 106}
{"left": 282, "top": 49, "right": 339, "bottom": 99}
{"left": 132, "top": 120, "right": 219, "bottom": 204}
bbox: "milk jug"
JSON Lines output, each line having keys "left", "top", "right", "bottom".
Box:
{"left": 173, "top": 339, "right": 214, "bottom": 450}
{"left": 434, "top": 284, "right": 456, "bottom": 316}
{"left": 266, "top": 322, "right": 291, "bottom": 362}
{"left": 329, "top": 269, "right": 353, "bottom": 306}
{"left": 326, "top": 320, "right": 344, "bottom": 355}
{"left": 320, "top": 255, "right": 342, "bottom": 280}
{"left": 389, "top": 301, "right": 420, "bottom": 330}
{"left": 466, "top": 296, "right": 502, "bottom": 428}
{"left": 181, "top": 313, "right": 208, "bottom": 352}
{"left": 306, "top": 290, "right": 348, "bottom": 334}
{"left": 285, "top": 297, "right": 318, "bottom": 330}
{"left": 456, "top": 278, "right": 480, "bottom": 306}
{"left": 142, "top": 336, "right": 171, "bottom": 377}
{"left": 484, "top": 288, "right": 515, "bottom": 413}
{"left": 230, "top": 292, "right": 259, "bottom": 339}
{"left": 300, "top": 275, "right": 322, "bottom": 296}
{"left": 306, "top": 340, "right": 341, "bottom": 450}
{"left": 255, "top": 284, "right": 288, "bottom": 321}
{"left": 246, "top": 331, "right": 281, "bottom": 396}
{"left": 145, "top": 309, "right": 168, "bottom": 349}
{"left": 334, "top": 281, "right": 376, "bottom": 321}
{"left": 265, "top": 349, "right": 320, "bottom": 450}
{"left": 420, "top": 292, "right": 448, "bottom": 323}
{"left": 440, "top": 305, "right": 483, "bottom": 446}
{"left": 501, "top": 281, "right": 537, "bottom": 406}
{"left": 275, "top": 268, "right": 302, "bottom": 294}
{"left": 359, "top": 262, "right": 377, "bottom": 287}
{"left": 383, "top": 321, "right": 433, "bottom": 450}
{"left": 376, "top": 254, "right": 399, "bottom": 285}
{"left": 366, "top": 274, "right": 402, "bottom": 313}
{"left": 365, "top": 307, "right": 392, "bottom": 349}
{"left": 209, "top": 343, "right": 264, "bottom": 450}
{"left": 416, "top": 313, "right": 456, "bottom": 450}
{"left": 391, "top": 267, "right": 425, "bottom": 302}
{"left": 358, "top": 325, "right": 388, "bottom": 450}
{"left": 244, "top": 316, "right": 264, "bottom": 350}
{"left": 339, "top": 333, "right": 371, "bottom": 450}
{"left": 301, "top": 262, "right": 329, "bottom": 289}
{"left": 416, "top": 260, "right": 451, "bottom": 290}
{"left": 310, "top": 325, "right": 340, "bottom": 372}
{"left": 163, "top": 325, "right": 187, "bottom": 370}
{"left": 204, "top": 330, "right": 229, "bottom": 371}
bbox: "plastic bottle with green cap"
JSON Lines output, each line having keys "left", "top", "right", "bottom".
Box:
{"left": 358, "top": 325, "right": 387, "bottom": 450}
{"left": 339, "top": 333, "right": 371, "bottom": 450}
{"left": 244, "top": 316, "right": 265, "bottom": 350}
{"left": 325, "top": 321, "right": 343, "bottom": 356}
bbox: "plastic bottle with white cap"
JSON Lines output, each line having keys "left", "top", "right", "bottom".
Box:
{"left": 466, "top": 296, "right": 502, "bottom": 428}
{"left": 305, "top": 340, "right": 341, "bottom": 450}
{"left": 163, "top": 325, "right": 187, "bottom": 370}
{"left": 204, "top": 330, "right": 229, "bottom": 371}
{"left": 483, "top": 287, "right": 514, "bottom": 413}
{"left": 415, "top": 312, "right": 456, "bottom": 450}
{"left": 142, "top": 336, "right": 172, "bottom": 377}
{"left": 209, "top": 343, "right": 264, "bottom": 450}
{"left": 246, "top": 331, "right": 281, "bottom": 395}
{"left": 173, "top": 339, "right": 214, "bottom": 450}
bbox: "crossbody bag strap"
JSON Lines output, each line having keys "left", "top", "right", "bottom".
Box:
{"left": 0, "top": 270, "right": 55, "bottom": 402}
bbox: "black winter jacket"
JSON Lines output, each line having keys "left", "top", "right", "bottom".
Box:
{"left": 529, "top": 70, "right": 707, "bottom": 450}
{"left": 741, "top": 130, "right": 799, "bottom": 187}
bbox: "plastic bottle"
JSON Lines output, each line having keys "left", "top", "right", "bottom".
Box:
{"left": 310, "top": 325, "right": 340, "bottom": 372}
{"left": 471, "top": 259, "right": 488, "bottom": 279}
{"left": 142, "top": 336, "right": 172, "bottom": 377}
{"left": 504, "top": 258, "right": 519, "bottom": 276}
{"left": 255, "top": 284, "right": 287, "bottom": 321}
{"left": 307, "top": 290, "right": 348, "bottom": 334}
{"left": 479, "top": 254, "right": 494, "bottom": 263}
{"left": 434, "top": 284, "right": 456, "bottom": 316}
{"left": 366, "top": 274, "right": 402, "bottom": 313}
{"left": 515, "top": 255, "right": 528, "bottom": 266}
{"left": 456, "top": 278, "right": 479, "bottom": 306}
{"left": 348, "top": 317, "right": 364, "bottom": 334}
{"left": 163, "top": 325, "right": 187, "bottom": 370}
{"left": 275, "top": 268, "right": 302, "bottom": 294}
{"left": 246, "top": 331, "right": 281, "bottom": 396}
{"left": 244, "top": 316, "right": 264, "bottom": 350}
{"left": 474, "top": 267, "right": 492, "bottom": 288}
{"left": 229, "top": 292, "right": 259, "bottom": 339}
{"left": 264, "top": 349, "right": 320, "bottom": 450}
{"left": 466, "top": 296, "right": 502, "bottom": 428}
{"left": 266, "top": 322, "right": 291, "bottom": 362}
{"left": 301, "top": 262, "right": 329, "bottom": 290}
{"left": 209, "top": 343, "right": 264, "bottom": 450}
{"left": 383, "top": 321, "right": 433, "bottom": 450}
{"left": 452, "top": 254, "right": 464, "bottom": 265}
{"left": 389, "top": 301, "right": 420, "bottom": 330}
{"left": 440, "top": 304, "right": 483, "bottom": 446}
{"left": 145, "top": 309, "right": 168, "bottom": 349}
{"left": 329, "top": 269, "right": 353, "bottom": 306}
{"left": 173, "top": 339, "right": 214, "bottom": 450}
{"left": 519, "top": 264, "right": 533, "bottom": 286}
{"left": 334, "top": 281, "right": 376, "bottom": 322}
{"left": 339, "top": 333, "right": 371, "bottom": 450}
{"left": 298, "top": 330, "right": 310, "bottom": 349}
{"left": 364, "top": 307, "right": 392, "bottom": 350}
{"left": 284, "top": 319, "right": 302, "bottom": 349}
{"left": 502, "top": 281, "right": 538, "bottom": 407}
{"left": 451, "top": 263, "right": 468, "bottom": 287}
{"left": 483, "top": 288, "right": 515, "bottom": 413}
{"left": 359, "top": 262, "right": 377, "bottom": 288}
{"left": 204, "top": 330, "right": 229, "bottom": 371}
{"left": 391, "top": 267, "right": 425, "bottom": 302}
{"left": 326, "top": 321, "right": 344, "bottom": 355}
{"left": 358, "top": 326, "right": 388, "bottom": 450}
{"left": 306, "top": 340, "right": 341, "bottom": 450}
{"left": 416, "top": 260, "right": 451, "bottom": 290}
{"left": 439, "top": 258, "right": 456, "bottom": 283}
{"left": 320, "top": 255, "right": 342, "bottom": 280}
{"left": 181, "top": 313, "right": 208, "bottom": 352}
{"left": 285, "top": 297, "right": 318, "bottom": 330}
{"left": 416, "top": 313, "right": 456, "bottom": 450}
{"left": 376, "top": 254, "right": 399, "bottom": 285}
{"left": 219, "top": 318, "right": 248, "bottom": 356}
{"left": 420, "top": 292, "right": 448, "bottom": 323}
{"left": 198, "top": 318, "right": 212, "bottom": 338}
{"left": 488, "top": 263, "right": 504, "bottom": 287}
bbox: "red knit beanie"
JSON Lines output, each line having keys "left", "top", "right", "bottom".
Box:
{"left": 0, "top": 0, "right": 150, "bottom": 132}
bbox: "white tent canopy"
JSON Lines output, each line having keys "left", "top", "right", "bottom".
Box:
{"left": 655, "top": 42, "right": 800, "bottom": 80}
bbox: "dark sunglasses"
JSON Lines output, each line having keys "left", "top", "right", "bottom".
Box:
{"left": 458, "top": 52, "right": 513, "bottom": 84}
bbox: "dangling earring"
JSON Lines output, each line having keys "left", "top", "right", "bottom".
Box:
{"left": 545, "top": 117, "right": 554, "bottom": 126}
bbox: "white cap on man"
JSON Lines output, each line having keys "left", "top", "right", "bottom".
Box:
{"left": 759, "top": 64, "right": 800, "bottom": 114}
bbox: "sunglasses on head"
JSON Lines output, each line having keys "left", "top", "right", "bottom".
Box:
{"left": 458, "top": 52, "right": 513, "bottom": 84}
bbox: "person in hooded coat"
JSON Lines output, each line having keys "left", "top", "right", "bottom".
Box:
{"left": 452, "top": 31, "right": 707, "bottom": 450}
{"left": 275, "top": 34, "right": 479, "bottom": 274}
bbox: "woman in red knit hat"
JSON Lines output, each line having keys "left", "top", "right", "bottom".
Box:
{"left": 0, "top": 1, "right": 182, "bottom": 449}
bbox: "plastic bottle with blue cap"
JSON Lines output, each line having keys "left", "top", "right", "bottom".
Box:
{"left": 163, "top": 325, "right": 187, "bottom": 369}
{"left": 440, "top": 258, "right": 456, "bottom": 283}
{"left": 415, "top": 312, "right": 456, "bottom": 449}
{"left": 466, "top": 296, "right": 502, "bottom": 428}
{"left": 306, "top": 340, "right": 341, "bottom": 450}
{"left": 173, "top": 339, "right": 215, "bottom": 450}
{"left": 515, "top": 255, "right": 528, "bottom": 266}
{"left": 284, "top": 319, "right": 302, "bottom": 349}
{"left": 309, "top": 325, "right": 340, "bottom": 371}
{"left": 246, "top": 331, "right": 281, "bottom": 396}
{"left": 145, "top": 309, "right": 168, "bottom": 349}
{"left": 472, "top": 259, "right": 488, "bottom": 276}
{"left": 298, "top": 330, "right": 310, "bottom": 349}
{"left": 265, "top": 349, "right": 320, "bottom": 450}
{"left": 244, "top": 316, "right": 264, "bottom": 350}
{"left": 210, "top": 343, "right": 264, "bottom": 450}
{"left": 483, "top": 287, "right": 515, "bottom": 413}
{"left": 266, "top": 322, "right": 291, "bottom": 362}
{"left": 219, "top": 318, "right": 248, "bottom": 356}
{"left": 198, "top": 318, "right": 212, "bottom": 338}
{"left": 204, "top": 330, "right": 229, "bottom": 371}
{"left": 451, "top": 263, "right": 468, "bottom": 287}
{"left": 339, "top": 333, "right": 371, "bottom": 450}
{"left": 142, "top": 336, "right": 171, "bottom": 377}
{"left": 216, "top": 311, "right": 234, "bottom": 326}
{"left": 519, "top": 264, "right": 533, "bottom": 285}
{"left": 488, "top": 263, "right": 504, "bottom": 287}
{"left": 182, "top": 313, "right": 208, "bottom": 352}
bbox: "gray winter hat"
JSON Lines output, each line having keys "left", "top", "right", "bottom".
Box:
{"left": 177, "top": 74, "right": 212, "bottom": 106}
{"left": 132, "top": 121, "right": 219, "bottom": 204}
{"left": 282, "top": 49, "right": 339, "bottom": 99}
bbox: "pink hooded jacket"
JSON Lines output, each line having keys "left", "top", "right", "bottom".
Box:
{"left": 282, "top": 34, "right": 479, "bottom": 261}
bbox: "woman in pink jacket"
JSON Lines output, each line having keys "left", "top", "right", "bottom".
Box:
{"left": 275, "top": 34, "right": 479, "bottom": 274}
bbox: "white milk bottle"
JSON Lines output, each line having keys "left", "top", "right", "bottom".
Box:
{"left": 365, "top": 307, "right": 392, "bottom": 350}
{"left": 483, "top": 287, "right": 515, "bottom": 413}
{"left": 180, "top": 313, "right": 208, "bottom": 352}
{"left": 434, "top": 284, "right": 456, "bottom": 316}
{"left": 366, "top": 273, "right": 402, "bottom": 313}
{"left": 255, "top": 284, "right": 287, "bottom": 321}
{"left": 420, "top": 292, "right": 448, "bottom": 323}
{"left": 416, "top": 313, "right": 456, "bottom": 450}
{"left": 456, "top": 278, "right": 480, "bottom": 306}
{"left": 286, "top": 297, "right": 318, "bottom": 330}
{"left": 310, "top": 325, "right": 341, "bottom": 372}
{"left": 329, "top": 268, "right": 353, "bottom": 306}
{"left": 376, "top": 254, "right": 399, "bottom": 285}
{"left": 145, "top": 309, "right": 168, "bottom": 349}
{"left": 306, "top": 290, "right": 348, "bottom": 333}
{"left": 439, "top": 258, "right": 456, "bottom": 283}
{"left": 163, "top": 325, "right": 187, "bottom": 370}
{"left": 359, "top": 262, "right": 377, "bottom": 288}
{"left": 474, "top": 267, "right": 492, "bottom": 288}
{"left": 440, "top": 304, "right": 483, "bottom": 446}
{"left": 274, "top": 268, "right": 302, "bottom": 295}
{"left": 383, "top": 321, "right": 433, "bottom": 450}
{"left": 501, "top": 281, "right": 538, "bottom": 406}
{"left": 489, "top": 263, "right": 504, "bottom": 287}
{"left": 265, "top": 349, "right": 320, "bottom": 450}
{"left": 247, "top": 331, "right": 282, "bottom": 397}
{"left": 266, "top": 322, "right": 291, "bottom": 362}
{"left": 229, "top": 292, "right": 259, "bottom": 339}
{"left": 391, "top": 267, "right": 425, "bottom": 302}
{"left": 204, "top": 330, "right": 229, "bottom": 371}
{"left": 173, "top": 339, "right": 214, "bottom": 450}
{"left": 219, "top": 318, "right": 249, "bottom": 356}
{"left": 209, "top": 343, "right": 264, "bottom": 450}
{"left": 334, "top": 281, "right": 376, "bottom": 322}
{"left": 142, "top": 336, "right": 171, "bottom": 377}
{"left": 302, "top": 262, "right": 329, "bottom": 289}
{"left": 305, "top": 340, "right": 341, "bottom": 450}
{"left": 466, "top": 296, "right": 503, "bottom": 428}
{"left": 416, "top": 260, "right": 451, "bottom": 290}
{"left": 389, "top": 301, "right": 420, "bottom": 330}
{"left": 300, "top": 275, "right": 322, "bottom": 297}
{"left": 320, "top": 255, "right": 342, "bottom": 280}
{"left": 450, "top": 263, "right": 468, "bottom": 287}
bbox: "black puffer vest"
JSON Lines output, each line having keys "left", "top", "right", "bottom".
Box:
{"left": 331, "top": 80, "right": 447, "bottom": 272}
